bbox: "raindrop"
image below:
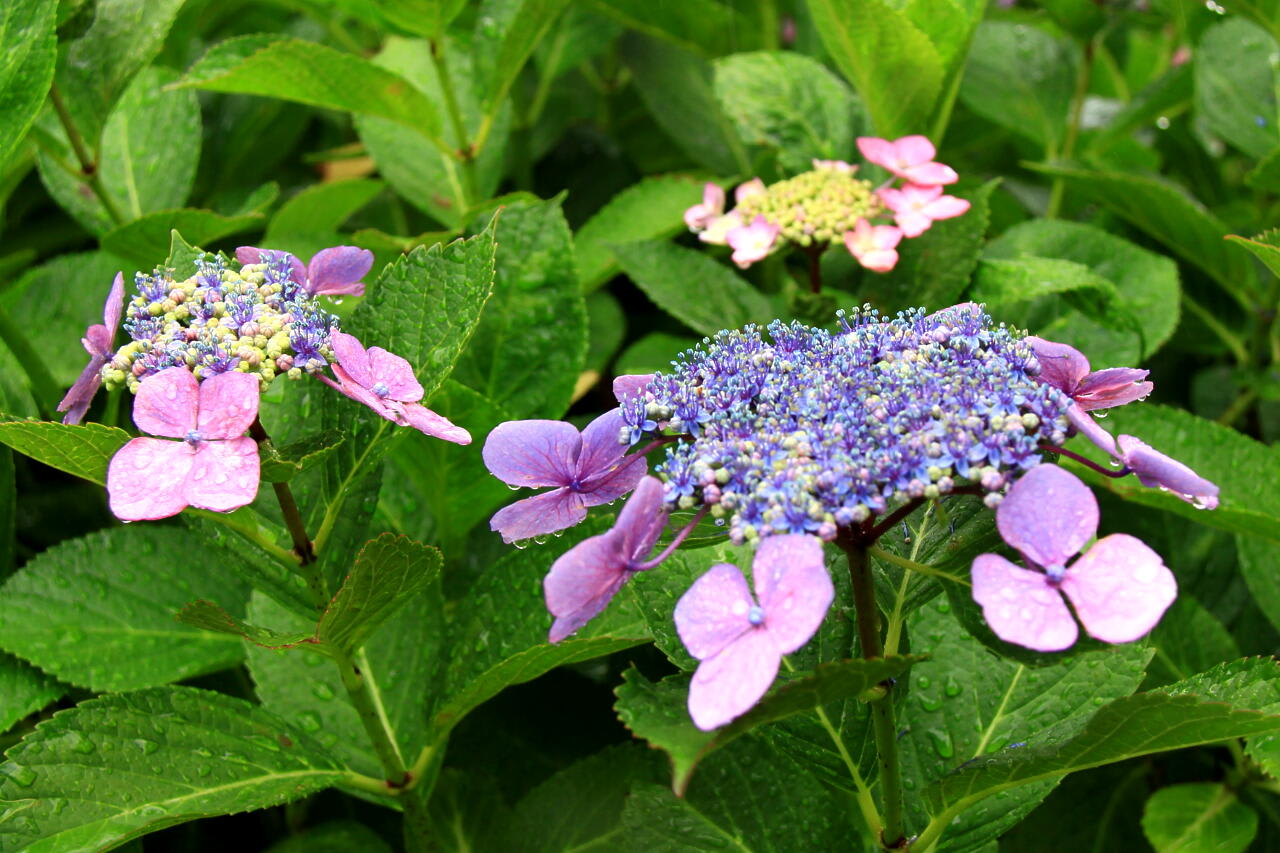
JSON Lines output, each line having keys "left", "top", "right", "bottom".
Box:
{"left": 134, "top": 739, "right": 159, "bottom": 755}
{"left": 927, "top": 729, "right": 955, "bottom": 758}
{"left": 916, "top": 675, "right": 932, "bottom": 689}
{"left": 943, "top": 677, "right": 961, "bottom": 698}
{"left": 3, "top": 765, "right": 36, "bottom": 787}
{"left": 310, "top": 682, "right": 336, "bottom": 701}
{"left": 195, "top": 764, "right": 212, "bottom": 778}
{"left": 67, "top": 732, "right": 95, "bottom": 755}
{"left": 298, "top": 712, "right": 322, "bottom": 733}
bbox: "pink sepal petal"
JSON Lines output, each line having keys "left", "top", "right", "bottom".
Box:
{"left": 327, "top": 363, "right": 384, "bottom": 412}
{"left": 196, "top": 371, "right": 259, "bottom": 439}
{"left": 892, "top": 135, "right": 937, "bottom": 164}
{"left": 922, "top": 194, "right": 970, "bottom": 220}
{"left": 481, "top": 419, "right": 581, "bottom": 488}
{"left": 996, "top": 464, "right": 1097, "bottom": 570}
{"left": 490, "top": 487, "right": 587, "bottom": 544}
{"left": 734, "top": 178, "right": 766, "bottom": 203}
{"left": 613, "top": 476, "right": 668, "bottom": 560}
{"left": 236, "top": 247, "right": 305, "bottom": 287}
{"left": 187, "top": 437, "right": 260, "bottom": 512}
{"left": 367, "top": 347, "right": 423, "bottom": 402}
{"left": 58, "top": 358, "right": 105, "bottom": 425}
{"left": 306, "top": 246, "right": 373, "bottom": 297}
{"left": 900, "top": 162, "right": 959, "bottom": 185}
{"left": 544, "top": 531, "right": 630, "bottom": 643}
{"left": 329, "top": 331, "right": 375, "bottom": 389}
{"left": 1060, "top": 534, "right": 1176, "bottom": 644}
{"left": 1073, "top": 368, "right": 1152, "bottom": 411}
{"left": 1027, "top": 336, "right": 1091, "bottom": 393}
{"left": 1117, "top": 435, "right": 1219, "bottom": 509}
{"left": 752, "top": 534, "right": 833, "bottom": 653}
{"left": 687, "top": 628, "right": 781, "bottom": 730}
{"left": 107, "top": 438, "right": 193, "bottom": 521}
{"left": 613, "top": 373, "right": 654, "bottom": 403}
{"left": 856, "top": 136, "right": 897, "bottom": 168}
{"left": 401, "top": 403, "right": 472, "bottom": 445}
{"left": 971, "top": 553, "right": 1079, "bottom": 652}
{"left": 89, "top": 272, "right": 125, "bottom": 353}
{"left": 132, "top": 367, "right": 199, "bottom": 438}
{"left": 674, "top": 562, "right": 754, "bottom": 661}
{"left": 1066, "top": 404, "right": 1116, "bottom": 457}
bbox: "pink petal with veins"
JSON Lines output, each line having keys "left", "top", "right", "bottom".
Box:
{"left": 687, "top": 628, "right": 781, "bottom": 730}
{"left": 186, "top": 437, "right": 260, "bottom": 512}
{"left": 971, "top": 553, "right": 1079, "bottom": 651}
{"left": 196, "top": 371, "right": 259, "bottom": 439}
{"left": 996, "top": 464, "right": 1097, "bottom": 570}
{"left": 1061, "top": 534, "right": 1176, "bottom": 643}
{"left": 107, "top": 438, "right": 194, "bottom": 521}
{"left": 132, "top": 368, "right": 199, "bottom": 438}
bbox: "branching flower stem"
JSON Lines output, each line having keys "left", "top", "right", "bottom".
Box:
{"left": 48, "top": 83, "right": 128, "bottom": 228}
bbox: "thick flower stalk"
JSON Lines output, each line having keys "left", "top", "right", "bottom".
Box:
{"left": 685, "top": 135, "right": 969, "bottom": 276}
{"left": 484, "top": 303, "right": 1220, "bottom": 736}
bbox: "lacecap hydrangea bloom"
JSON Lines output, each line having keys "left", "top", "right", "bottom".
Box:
{"left": 686, "top": 135, "right": 969, "bottom": 273}
{"left": 69, "top": 246, "right": 470, "bottom": 522}
{"left": 483, "top": 303, "right": 1217, "bottom": 730}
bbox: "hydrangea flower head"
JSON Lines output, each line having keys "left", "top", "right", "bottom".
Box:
{"left": 59, "top": 272, "right": 124, "bottom": 425}
{"left": 624, "top": 305, "right": 1072, "bottom": 544}
{"left": 856, "top": 135, "right": 959, "bottom": 185}
{"left": 971, "top": 464, "right": 1176, "bottom": 651}
{"left": 107, "top": 367, "right": 261, "bottom": 520}
{"left": 543, "top": 476, "right": 668, "bottom": 642}
{"left": 675, "top": 534, "right": 833, "bottom": 729}
{"left": 235, "top": 245, "right": 374, "bottom": 297}
{"left": 104, "top": 253, "right": 340, "bottom": 393}
{"left": 731, "top": 167, "right": 882, "bottom": 249}
{"left": 482, "top": 409, "right": 646, "bottom": 543}
{"left": 321, "top": 331, "right": 471, "bottom": 445}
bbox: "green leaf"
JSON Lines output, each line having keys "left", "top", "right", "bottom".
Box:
{"left": 264, "top": 178, "right": 384, "bottom": 245}
{"left": 356, "top": 36, "right": 510, "bottom": 228}
{"left": 972, "top": 257, "right": 1119, "bottom": 315}
{"left": 51, "top": 0, "right": 185, "bottom": 149}
{"left": 178, "top": 35, "right": 443, "bottom": 142}
{"left": 0, "top": 418, "right": 129, "bottom": 485}
{"left": 905, "top": 0, "right": 983, "bottom": 74}
{"left": 0, "top": 525, "right": 248, "bottom": 691}
{"left": 1142, "top": 783, "right": 1259, "bottom": 853}
{"left": 0, "top": 686, "right": 345, "bottom": 852}
{"left": 349, "top": 225, "right": 496, "bottom": 402}
{"left": 924, "top": 659, "right": 1280, "bottom": 820}
{"left": 982, "top": 218, "right": 1181, "bottom": 363}
{"left": 507, "top": 743, "right": 665, "bottom": 852}
{"left": 1226, "top": 229, "right": 1280, "bottom": 280}
{"left": 958, "top": 21, "right": 1077, "bottom": 148}
{"left": 318, "top": 534, "right": 442, "bottom": 655}
{"left": 431, "top": 518, "right": 650, "bottom": 740}
{"left": 615, "top": 331, "right": 699, "bottom": 375}
{"left": 575, "top": 175, "right": 708, "bottom": 293}
{"left": 259, "top": 429, "right": 347, "bottom": 484}
{"left": 0, "top": 251, "right": 129, "bottom": 385}
{"left": 100, "top": 208, "right": 265, "bottom": 268}
{"left": 473, "top": 0, "right": 572, "bottom": 114}
{"left": 611, "top": 240, "right": 773, "bottom": 337}
{"left": 585, "top": 290, "right": 626, "bottom": 375}
{"left": 38, "top": 66, "right": 201, "bottom": 235}
{"left": 174, "top": 599, "right": 317, "bottom": 650}
{"left": 1063, "top": 403, "right": 1280, "bottom": 545}
{"left": 860, "top": 179, "right": 996, "bottom": 314}
{"left": 1145, "top": 597, "right": 1240, "bottom": 689}
{"left": 899, "top": 598, "right": 1152, "bottom": 850}
{"left": 165, "top": 228, "right": 207, "bottom": 272}
{"left": 621, "top": 737, "right": 857, "bottom": 850}
{"left": 0, "top": 653, "right": 62, "bottom": 735}
{"left": 617, "top": 657, "right": 917, "bottom": 795}
{"left": 449, "top": 197, "right": 584, "bottom": 419}
{"left": 712, "top": 50, "right": 862, "bottom": 173}
{"left": 806, "top": 0, "right": 943, "bottom": 139}
{"left": 0, "top": 0, "right": 56, "bottom": 172}
{"left": 425, "top": 770, "right": 511, "bottom": 853}
{"left": 1194, "top": 19, "right": 1279, "bottom": 160}
{"left": 1239, "top": 535, "right": 1280, "bottom": 636}
{"left": 620, "top": 34, "right": 745, "bottom": 176}
{"left": 587, "top": 0, "right": 745, "bottom": 56}
{"left": 264, "top": 821, "right": 393, "bottom": 853}
{"left": 1026, "top": 163, "right": 1259, "bottom": 306}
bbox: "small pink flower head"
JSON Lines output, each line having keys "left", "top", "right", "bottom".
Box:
{"left": 483, "top": 409, "right": 647, "bottom": 543}
{"left": 971, "top": 465, "right": 1176, "bottom": 652}
{"left": 857, "top": 135, "right": 958, "bottom": 185}
{"left": 734, "top": 178, "right": 767, "bottom": 203}
{"left": 58, "top": 272, "right": 125, "bottom": 425}
{"left": 727, "top": 215, "right": 781, "bottom": 268}
{"left": 107, "top": 367, "right": 261, "bottom": 521}
{"left": 543, "top": 476, "right": 668, "bottom": 642}
{"left": 322, "top": 331, "right": 470, "bottom": 445}
{"left": 843, "top": 219, "right": 902, "bottom": 272}
{"left": 1026, "top": 337, "right": 1152, "bottom": 412}
{"left": 878, "top": 184, "right": 970, "bottom": 238}
{"left": 811, "top": 158, "right": 857, "bottom": 174}
{"left": 675, "top": 534, "right": 833, "bottom": 729}
{"left": 698, "top": 211, "right": 743, "bottom": 246}
{"left": 1117, "top": 435, "right": 1219, "bottom": 510}
{"left": 684, "top": 183, "right": 726, "bottom": 231}
{"left": 236, "top": 245, "right": 374, "bottom": 297}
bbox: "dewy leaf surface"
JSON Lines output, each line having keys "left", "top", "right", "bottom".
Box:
{"left": 0, "top": 525, "right": 248, "bottom": 691}
{"left": 1194, "top": 18, "right": 1279, "bottom": 160}
{"left": 1142, "top": 782, "right": 1259, "bottom": 853}
{"left": 0, "top": 687, "right": 346, "bottom": 852}
{"left": 0, "top": 0, "right": 56, "bottom": 173}
{"left": 0, "top": 418, "right": 129, "bottom": 485}
{"left": 958, "top": 21, "right": 1076, "bottom": 147}
{"left": 0, "top": 653, "right": 62, "bottom": 735}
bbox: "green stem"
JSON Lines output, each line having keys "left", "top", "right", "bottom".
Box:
{"left": 868, "top": 545, "right": 969, "bottom": 587}
{"left": 1045, "top": 39, "right": 1093, "bottom": 219}
{"left": 1217, "top": 387, "right": 1259, "bottom": 428}
{"left": 881, "top": 505, "right": 934, "bottom": 658}
{"left": 0, "top": 305, "right": 61, "bottom": 417}
{"left": 429, "top": 40, "right": 478, "bottom": 203}
{"left": 48, "top": 83, "right": 128, "bottom": 228}
{"left": 844, "top": 542, "right": 907, "bottom": 849}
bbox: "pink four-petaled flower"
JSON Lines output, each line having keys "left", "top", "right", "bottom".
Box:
{"left": 674, "top": 534, "right": 833, "bottom": 730}
{"left": 684, "top": 183, "right": 726, "bottom": 231}
{"left": 58, "top": 273, "right": 125, "bottom": 425}
{"left": 856, "top": 135, "right": 959, "bottom": 185}
{"left": 107, "top": 367, "right": 261, "bottom": 521}
{"left": 971, "top": 465, "right": 1177, "bottom": 652}
{"left": 321, "top": 331, "right": 471, "bottom": 445}
{"left": 236, "top": 245, "right": 374, "bottom": 297}
{"left": 843, "top": 219, "right": 903, "bottom": 272}
{"left": 726, "top": 215, "right": 781, "bottom": 268}
{"left": 878, "top": 184, "right": 970, "bottom": 238}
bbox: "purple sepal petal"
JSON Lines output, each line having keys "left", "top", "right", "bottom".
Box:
{"left": 1073, "top": 368, "right": 1152, "bottom": 411}
{"left": 306, "top": 246, "right": 373, "bottom": 296}
{"left": 613, "top": 373, "right": 654, "bottom": 403}
{"left": 1061, "top": 534, "right": 1176, "bottom": 643}
{"left": 1117, "top": 435, "right": 1219, "bottom": 509}
{"left": 971, "top": 553, "right": 1079, "bottom": 652}
{"left": 1026, "top": 336, "right": 1090, "bottom": 394}
{"left": 490, "top": 488, "right": 587, "bottom": 544}
{"left": 58, "top": 358, "right": 106, "bottom": 425}
{"left": 59, "top": 273, "right": 126, "bottom": 425}
{"left": 996, "top": 464, "right": 1098, "bottom": 570}
{"left": 401, "top": 403, "right": 472, "bottom": 445}
{"left": 545, "top": 531, "right": 630, "bottom": 643}
{"left": 687, "top": 629, "right": 780, "bottom": 730}
{"left": 482, "top": 420, "right": 581, "bottom": 488}
{"left": 611, "top": 476, "right": 667, "bottom": 560}
{"left": 674, "top": 562, "right": 754, "bottom": 660}
{"left": 1066, "top": 404, "right": 1116, "bottom": 457}
{"left": 751, "top": 534, "right": 833, "bottom": 653}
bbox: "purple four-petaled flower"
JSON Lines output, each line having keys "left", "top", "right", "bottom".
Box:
{"left": 58, "top": 273, "right": 125, "bottom": 425}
